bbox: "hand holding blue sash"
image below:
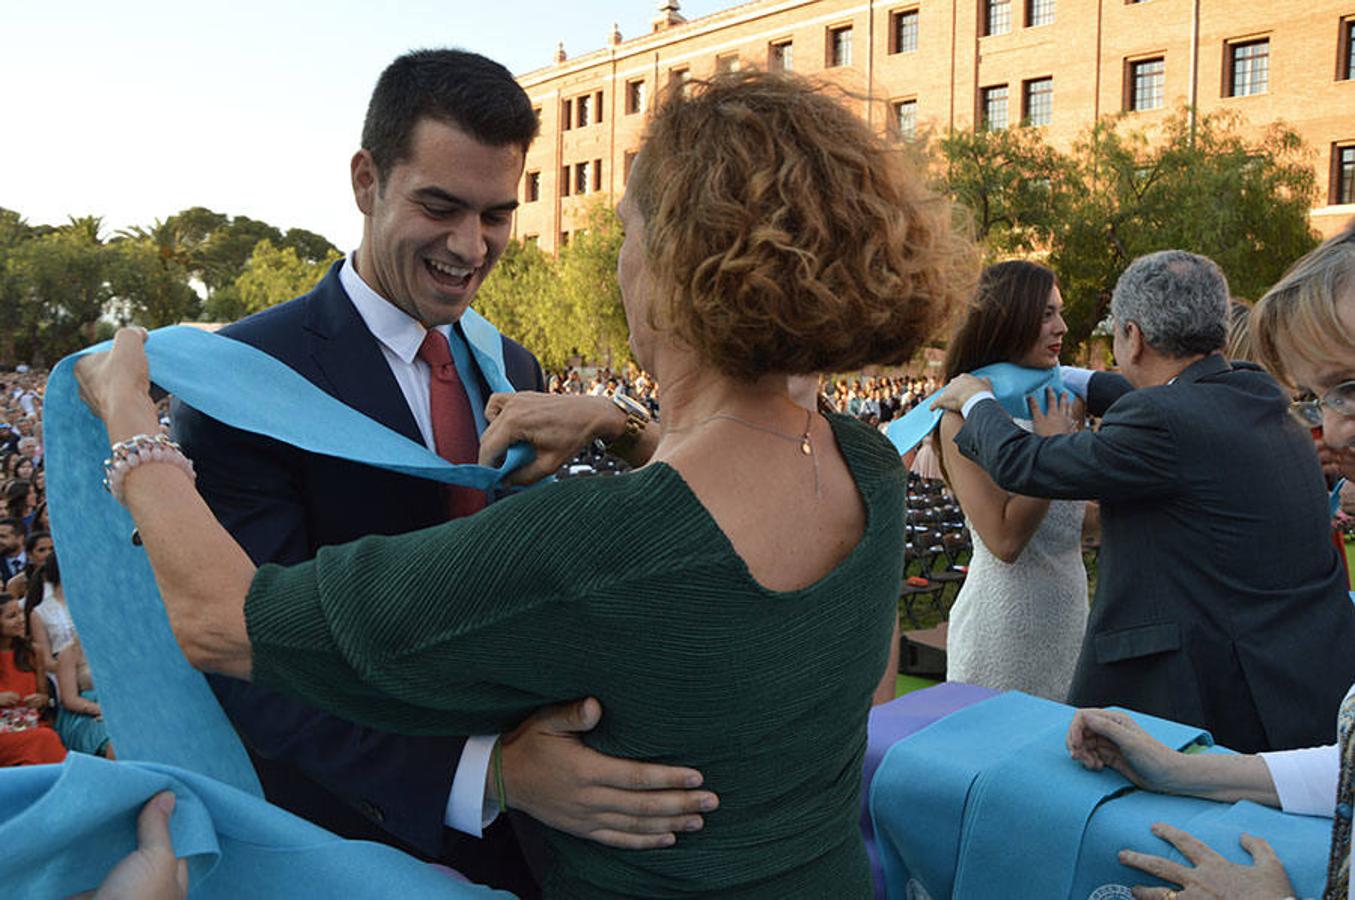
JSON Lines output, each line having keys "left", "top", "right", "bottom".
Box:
{"left": 886, "top": 363, "right": 1069, "bottom": 457}
{"left": 45, "top": 320, "right": 532, "bottom": 792}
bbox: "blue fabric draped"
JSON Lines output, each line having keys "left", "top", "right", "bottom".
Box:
{"left": 26, "top": 320, "right": 529, "bottom": 892}
{"left": 869, "top": 692, "right": 1331, "bottom": 900}
{"left": 2, "top": 754, "right": 509, "bottom": 898}
{"left": 886, "top": 363, "right": 1067, "bottom": 456}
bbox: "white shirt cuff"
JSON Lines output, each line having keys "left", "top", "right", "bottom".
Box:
{"left": 445, "top": 734, "right": 501, "bottom": 836}
{"left": 1058, "top": 367, "right": 1094, "bottom": 399}
{"left": 1259, "top": 743, "right": 1341, "bottom": 818}
{"left": 960, "top": 391, "right": 997, "bottom": 419}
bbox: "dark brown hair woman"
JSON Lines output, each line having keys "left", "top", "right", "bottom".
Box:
{"left": 934, "top": 260, "right": 1090, "bottom": 702}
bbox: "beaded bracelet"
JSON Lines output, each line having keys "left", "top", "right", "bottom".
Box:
{"left": 102, "top": 433, "right": 196, "bottom": 505}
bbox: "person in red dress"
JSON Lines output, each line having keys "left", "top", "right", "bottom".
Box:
{"left": 0, "top": 595, "right": 64, "bottom": 765}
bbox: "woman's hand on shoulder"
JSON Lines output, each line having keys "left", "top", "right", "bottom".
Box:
{"left": 1030, "top": 389, "right": 1084, "bottom": 437}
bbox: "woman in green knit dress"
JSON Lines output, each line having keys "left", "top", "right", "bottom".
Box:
{"left": 75, "top": 72, "right": 973, "bottom": 897}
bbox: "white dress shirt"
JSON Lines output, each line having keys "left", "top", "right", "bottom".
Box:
{"left": 339, "top": 256, "right": 500, "bottom": 836}
{"left": 1260, "top": 683, "right": 1351, "bottom": 897}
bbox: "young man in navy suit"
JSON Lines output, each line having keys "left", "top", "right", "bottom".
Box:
{"left": 172, "top": 49, "right": 714, "bottom": 895}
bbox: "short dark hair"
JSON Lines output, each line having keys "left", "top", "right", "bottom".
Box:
{"left": 944, "top": 261, "right": 1058, "bottom": 381}
{"left": 0, "top": 516, "right": 20, "bottom": 534}
{"left": 361, "top": 49, "right": 539, "bottom": 180}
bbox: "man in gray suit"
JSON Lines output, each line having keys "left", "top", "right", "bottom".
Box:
{"left": 934, "top": 250, "right": 1355, "bottom": 753}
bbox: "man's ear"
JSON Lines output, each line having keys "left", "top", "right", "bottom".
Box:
{"left": 1124, "top": 320, "right": 1147, "bottom": 364}
{"left": 351, "top": 150, "right": 379, "bottom": 216}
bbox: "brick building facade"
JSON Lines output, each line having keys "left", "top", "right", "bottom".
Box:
{"left": 512, "top": 0, "right": 1355, "bottom": 253}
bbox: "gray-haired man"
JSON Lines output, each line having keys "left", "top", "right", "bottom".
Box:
{"left": 934, "top": 250, "right": 1355, "bottom": 752}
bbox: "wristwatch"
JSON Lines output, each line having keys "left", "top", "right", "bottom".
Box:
{"left": 604, "top": 392, "right": 651, "bottom": 457}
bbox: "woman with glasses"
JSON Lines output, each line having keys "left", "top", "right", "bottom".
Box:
{"left": 1067, "top": 224, "right": 1355, "bottom": 900}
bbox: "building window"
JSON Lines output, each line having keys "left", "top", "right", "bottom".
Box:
{"left": 1027, "top": 0, "right": 1054, "bottom": 27}
{"left": 1340, "top": 18, "right": 1354, "bottom": 80}
{"left": 575, "top": 161, "right": 590, "bottom": 195}
{"left": 559, "top": 231, "right": 570, "bottom": 248}
{"left": 626, "top": 79, "right": 646, "bottom": 115}
{"left": 891, "top": 9, "right": 919, "bottom": 54}
{"left": 1023, "top": 77, "right": 1053, "bottom": 126}
{"left": 985, "top": 0, "right": 1011, "bottom": 36}
{"left": 561, "top": 98, "right": 572, "bottom": 130}
{"left": 623, "top": 150, "right": 638, "bottom": 185}
{"left": 716, "top": 53, "right": 740, "bottom": 73}
{"left": 981, "top": 85, "right": 1008, "bottom": 130}
{"left": 1128, "top": 57, "right": 1165, "bottom": 110}
{"left": 1227, "top": 39, "right": 1269, "bottom": 97}
{"left": 532, "top": 107, "right": 541, "bottom": 126}
{"left": 525, "top": 171, "right": 541, "bottom": 203}
{"left": 523, "top": 234, "right": 539, "bottom": 248}
{"left": 893, "top": 99, "right": 918, "bottom": 140}
{"left": 577, "top": 94, "right": 592, "bottom": 128}
{"left": 1336, "top": 145, "right": 1355, "bottom": 205}
{"left": 560, "top": 165, "right": 570, "bottom": 197}
{"left": 669, "top": 66, "right": 690, "bottom": 97}
{"left": 770, "top": 39, "right": 794, "bottom": 71}
{"left": 592, "top": 159, "right": 602, "bottom": 191}
{"left": 829, "top": 26, "right": 853, "bottom": 67}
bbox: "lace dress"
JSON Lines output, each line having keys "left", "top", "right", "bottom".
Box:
{"left": 946, "top": 490, "right": 1089, "bottom": 701}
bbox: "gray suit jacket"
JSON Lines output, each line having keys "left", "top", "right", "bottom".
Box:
{"left": 955, "top": 354, "right": 1355, "bottom": 752}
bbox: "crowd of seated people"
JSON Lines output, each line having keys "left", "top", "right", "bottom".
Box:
{"left": 0, "top": 372, "right": 113, "bottom": 766}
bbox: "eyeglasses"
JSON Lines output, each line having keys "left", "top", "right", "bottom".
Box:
{"left": 1289, "top": 380, "right": 1355, "bottom": 427}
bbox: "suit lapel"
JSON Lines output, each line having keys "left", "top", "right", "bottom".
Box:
{"left": 301, "top": 266, "right": 424, "bottom": 445}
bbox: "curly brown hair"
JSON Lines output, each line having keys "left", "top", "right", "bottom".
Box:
{"left": 629, "top": 70, "right": 974, "bottom": 380}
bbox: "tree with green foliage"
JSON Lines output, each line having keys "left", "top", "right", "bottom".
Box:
{"left": 474, "top": 238, "right": 569, "bottom": 368}
{"left": 1049, "top": 110, "right": 1320, "bottom": 350}
{"left": 475, "top": 198, "right": 629, "bottom": 370}
{"left": 107, "top": 237, "right": 201, "bottom": 328}
{"left": 234, "top": 239, "right": 343, "bottom": 315}
{"left": 556, "top": 199, "right": 630, "bottom": 368}
{"left": 939, "top": 125, "right": 1074, "bottom": 257}
{"left": 0, "top": 208, "right": 35, "bottom": 366}
{"left": 7, "top": 218, "right": 113, "bottom": 365}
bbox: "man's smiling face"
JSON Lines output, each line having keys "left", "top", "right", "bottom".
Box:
{"left": 352, "top": 118, "right": 523, "bottom": 327}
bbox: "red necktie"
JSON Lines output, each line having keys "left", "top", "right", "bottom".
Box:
{"left": 417, "top": 329, "right": 486, "bottom": 518}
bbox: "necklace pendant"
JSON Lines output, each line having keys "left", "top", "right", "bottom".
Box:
{"left": 800, "top": 438, "right": 812, "bottom": 455}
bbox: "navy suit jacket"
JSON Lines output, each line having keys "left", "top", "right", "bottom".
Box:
{"left": 955, "top": 356, "right": 1355, "bottom": 753}
{"left": 171, "top": 262, "right": 544, "bottom": 857}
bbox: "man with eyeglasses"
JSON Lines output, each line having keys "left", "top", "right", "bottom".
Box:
{"left": 935, "top": 249, "right": 1355, "bottom": 754}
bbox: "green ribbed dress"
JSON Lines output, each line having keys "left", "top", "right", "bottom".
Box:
{"left": 246, "top": 413, "right": 905, "bottom": 898}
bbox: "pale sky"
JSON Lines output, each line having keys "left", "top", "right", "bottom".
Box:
{"left": 1, "top": 0, "right": 728, "bottom": 251}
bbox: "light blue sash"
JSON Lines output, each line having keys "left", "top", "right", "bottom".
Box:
{"left": 33, "top": 320, "right": 531, "bottom": 886}
{"left": 869, "top": 692, "right": 1331, "bottom": 900}
{"left": 0, "top": 754, "right": 507, "bottom": 898}
{"left": 886, "top": 363, "right": 1067, "bottom": 456}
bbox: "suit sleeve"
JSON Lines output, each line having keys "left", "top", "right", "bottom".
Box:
{"left": 1086, "top": 371, "right": 1134, "bottom": 418}
{"left": 953, "top": 391, "right": 1180, "bottom": 502}
{"left": 172, "top": 398, "right": 467, "bottom": 856}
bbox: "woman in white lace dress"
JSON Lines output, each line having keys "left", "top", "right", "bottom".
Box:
{"left": 936, "top": 261, "right": 1088, "bottom": 700}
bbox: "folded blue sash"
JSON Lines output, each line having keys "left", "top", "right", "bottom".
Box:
{"left": 1, "top": 754, "right": 508, "bottom": 898}
{"left": 30, "top": 318, "right": 531, "bottom": 889}
{"left": 886, "top": 364, "right": 1067, "bottom": 456}
{"left": 870, "top": 692, "right": 1330, "bottom": 900}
